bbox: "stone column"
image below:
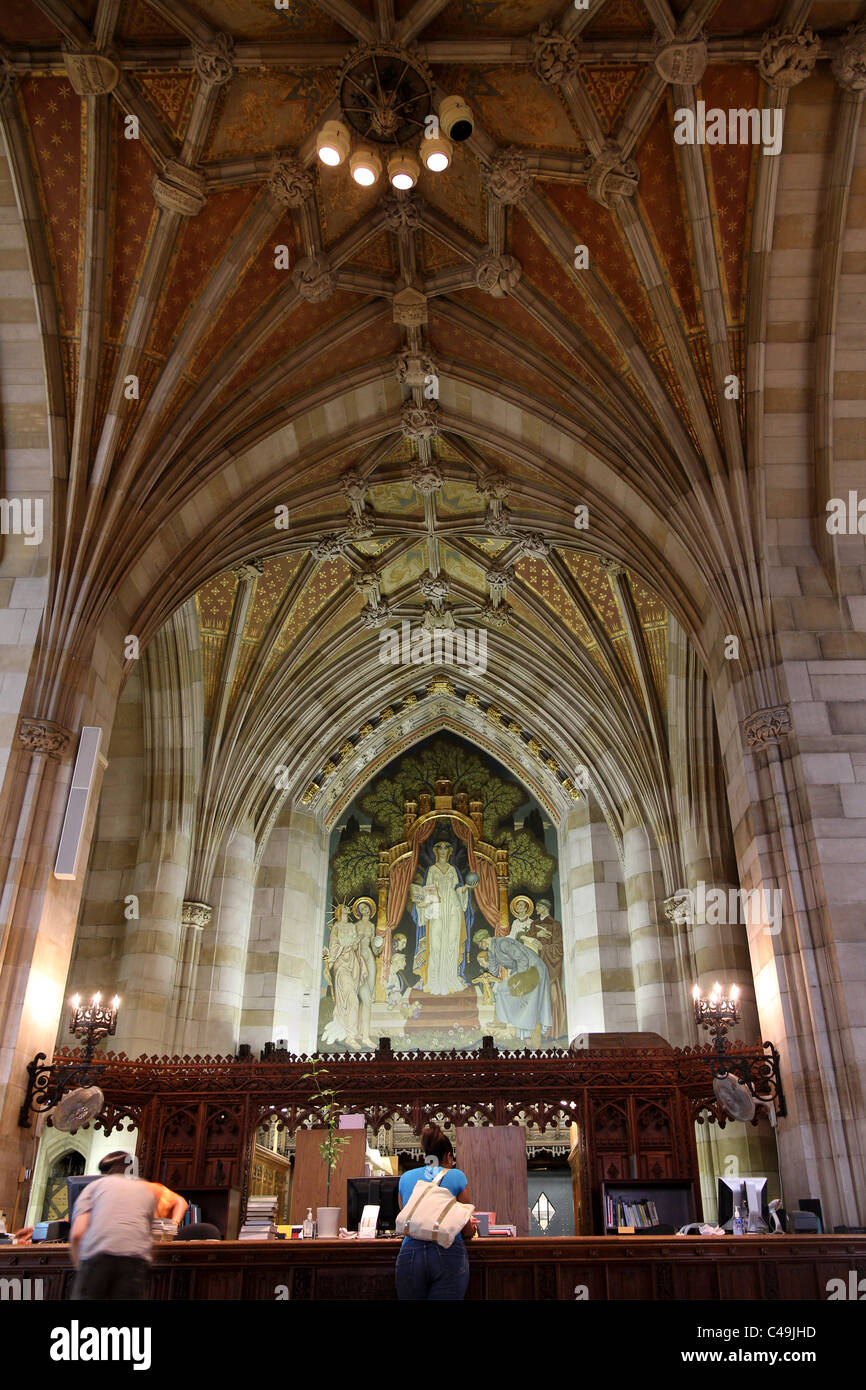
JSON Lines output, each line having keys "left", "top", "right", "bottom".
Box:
{"left": 559, "top": 794, "right": 635, "bottom": 1038}
{"left": 621, "top": 800, "right": 688, "bottom": 1044}
{"left": 183, "top": 818, "right": 256, "bottom": 1056}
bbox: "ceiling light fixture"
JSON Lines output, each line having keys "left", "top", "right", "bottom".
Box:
{"left": 317, "top": 119, "right": 351, "bottom": 167}
{"left": 421, "top": 133, "right": 453, "bottom": 173}
{"left": 388, "top": 150, "right": 420, "bottom": 191}
{"left": 350, "top": 145, "right": 382, "bottom": 186}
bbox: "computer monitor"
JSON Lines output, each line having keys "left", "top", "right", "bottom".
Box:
{"left": 717, "top": 1177, "right": 769, "bottom": 1232}
{"left": 346, "top": 1177, "right": 400, "bottom": 1233}
{"left": 67, "top": 1173, "right": 100, "bottom": 1218}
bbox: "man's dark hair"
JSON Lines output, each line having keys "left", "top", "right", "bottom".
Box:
{"left": 98, "top": 1151, "right": 132, "bottom": 1175}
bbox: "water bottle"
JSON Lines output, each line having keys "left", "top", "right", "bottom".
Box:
{"left": 732, "top": 1204, "right": 744, "bottom": 1235}
{"left": 302, "top": 1207, "right": 314, "bottom": 1239}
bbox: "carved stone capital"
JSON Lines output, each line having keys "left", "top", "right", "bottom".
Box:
{"left": 17, "top": 717, "right": 72, "bottom": 760}
{"left": 269, "top": 153, "right": 313, "bottom": 208}
{"left": 514, "top": 531, "right": 550, "bottom": 559}
{"left": 663, "top": 889, "right": 693, "bottom": 928}
{"left": 485, "top": 563, "right": 513, "bottom": 598}
{"left": 62, "top": 50, "right": 120, "bottom": 95}
{"left": 587, "top": 141, "right": 639, "bottom": 209}
{"left": 152, "top": 160, "right": 207, "bottom": 216}
{"left": 758, "top": 28, "right": 821, "bottom": 87}
{"left": 599, "top": 556, "right": 625, "bottom": 579}
{"left": 292, "top": 253, "right": 334, "bottom": 302}
{"left": 419, "top": 570, "right": 449, "bottom": 603}
{"left": 344, "top": 509, "right": 375, "bottom": 540}
{"left": 360, "top": 598, "right": 393, "bottom": 628}
{"left": 473, "top": 250, "right": 522, "bottom": 298}
{"left": 479, "top": 598, "right": 511, "bottom": 628}
{"left": 832, "top": 22, "right": 866, "bottom": 91}
{"left": 313, "top": 534, "right": 349, "bottom": 562}
{"left": 743, "top": 704, "right": 792, "bottom": 748}
{"left": 409, "top": 459, "right": 443, "bottom": 494}
{"left": 193, "top": 32, "right": 234, "bottom": 86}
{"left": 653, "top": 38, "right": 708, "bottom": 86}
{"left": 0, "top": 51, "right": 15, "bottom": 99}
{"left": 395, "top": 348, "right": 437, "bottom": 388}
{"left": 531, "top": 22, "right": 578, "bottom": 85}
{"left": 485, "top": 504, "right": 515, "bottom": 537}
{"left": 401, "top": 400, "right": 439, "bottom": 441}
{"left": 478, "top": 471, "right": 511, "bottom": 503}
{"left": 382, "top": 190, "right": 422, "bottom": 230}
{"left": 484, "top": 147, "right": 533, "bottom": 205}
{"left": 181, "top": 900, "right": 213, "bottom": 930}
{"left": 393, "top": 284, "right": 428, "bottom": 327}
{"left": 233, "top": 558, "right": 265, "bottom": 582}
{"left": 339, "top": 467, "right": 367, "bottom": 505}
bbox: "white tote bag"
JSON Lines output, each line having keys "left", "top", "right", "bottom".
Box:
{"left": 395, "top": 1169, "right": 474, "bottom": 1249}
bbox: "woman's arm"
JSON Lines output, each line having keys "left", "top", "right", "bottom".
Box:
{"left": 69, "top": 1212, "right": 90, "bottom": 1267}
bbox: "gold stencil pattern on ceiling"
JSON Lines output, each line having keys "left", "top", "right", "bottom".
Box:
{"left": 368, "top": 481, "right": 423, "bottom": 517}
{"left": 135, "top": 74, "right": 195, "bottom": 142}
{"left": 273, "top": 558, "right": 351, "bottom": 651}
{"left": 205, "top": 70, "right": 334, "bottom": 161}
{"left": 515, "top": 557, "right": 594, "bottom": 647}
{"left": 581, "top": 67, "right": 647, "bottom": 135}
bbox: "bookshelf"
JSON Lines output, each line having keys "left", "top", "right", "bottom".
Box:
{"left": 600, "top": 1178, "right": 695, "bottom": 1234}
{"left": 181, "top": 1185, "right": 241, "bottom": 1239}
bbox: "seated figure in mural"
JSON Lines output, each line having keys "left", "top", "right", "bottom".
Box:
{"left": 321, "top": 905, "right": 365, "bottom": 1049}
{"left": 473, "top": 929, "right": 552, "bottom": 1041}
{"left": 413, "top": 840, "right": 472, "bottom": 996}
{"left": 525, "top": 899, "right": 566, "bottom": 1040}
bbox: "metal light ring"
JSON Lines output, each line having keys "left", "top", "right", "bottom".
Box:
{"left": 336, "top": 42, "right": 434, "bottom": 147}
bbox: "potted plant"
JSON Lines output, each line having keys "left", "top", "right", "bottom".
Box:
{"left": 303, "top": 1062, "right": 351, "bottom": 1238}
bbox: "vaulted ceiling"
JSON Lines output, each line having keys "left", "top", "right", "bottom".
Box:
{"left": 1, "top": 0, "right": 856, "bottom": 874}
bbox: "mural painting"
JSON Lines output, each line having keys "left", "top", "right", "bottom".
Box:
{"left": 317, "top": 735, "right": 565, "bottom": 1052}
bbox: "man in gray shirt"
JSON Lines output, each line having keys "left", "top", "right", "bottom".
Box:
{"left": 69, "top": 1151, "right": 159, "bottom": 1300}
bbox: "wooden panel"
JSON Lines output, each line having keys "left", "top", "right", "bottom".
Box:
{"left": 290, "top": 1129, "right": 366, "bottom": 1225}
{"left": 456, "top": 1125, "right": 529, "bottom": 1236}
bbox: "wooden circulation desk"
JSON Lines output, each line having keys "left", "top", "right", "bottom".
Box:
{"left": 3, "top": 1234, "right": 864, "bottom": 1301}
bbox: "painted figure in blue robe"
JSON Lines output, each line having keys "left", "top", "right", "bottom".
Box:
{"left": 473, "top": 929, "right": 552, "bottom": 1040}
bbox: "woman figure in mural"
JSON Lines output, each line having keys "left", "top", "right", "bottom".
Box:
{"left": 321, "top": 905, "right": 365, "bottom": 1049}
{"left": 473, "top": 929, "right": 553, "bottom": 1041}
{"left": 353, "top": 897, "right": 378, "bottom": 1048}
{"left": 414, "top": 840, "right": 474, "bottom": 996}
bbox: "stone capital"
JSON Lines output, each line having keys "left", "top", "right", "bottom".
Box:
{"left": 291, "top": 253, "right": 334, "bottom": 302}
{"left": 664, "top": 889, "right": 693, "bottom": 928}
{"left": 473, "top": 250, "right": 521, "bottom": 298}
{"left": 393, "top": 284, "right": 428, "bottom": 327}
{"left": 233, "top": 558, "right": 265, "bottom": 583}
{"left": 339, "top": 468, "right": 367, "bottom": 505}
{"left": 17, "top": 717, "right": 73, "bottom": 760}
{"left": 382, "top": 190, "right": 422, "bottom": 231}
{"left": 401, "top": 400, "right": 439, "bottom": 441}
{"left": 62, "top": 50, "right": 120, "bottom": 96}
{"left": 484, "top": 147, "right": 533, "bottom": 205}
{"left": 832, "top": 22, "right": 866, "bottom": 91}
{"left": 313, "top": 533, "right": 349, "bottom": 562}
{"left": 193, "top": 32, "right": 234, "bottom": 86}
{"left": 743, "top": 704, "right": 792, "bottom": 748}
{"left": 181, "top": 900, "right": 213, "bottom": 930}
{"left": 531, "top": 22, "right": 578, "bottom": 85}
{"left": 479, "top": 597, "right": 511, "bottom": 628}
{"left": 395, "top": 348, "right": 437, "bottom": 387}
{"left": 269, "top": 153, "right": 313, "bottom": 208}
{"left": 409, "top": 459, "right": 443, "bottom": 494}
{"left": 152, "top": 160, "right": 207, "bottom": 217}
{"left": 758, "top": 28, "right": 821, "bottom": 87}
{"left": 587, "top": 141, "right": 639, "bottom": 210}
{"left": 599, "top": 556, "right": 625, "bottom": 579}
{"left": 514, "top": 530, "right": 550, "bottom": 559}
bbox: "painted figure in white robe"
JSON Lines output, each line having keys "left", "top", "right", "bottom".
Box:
{"left": 416, "top": 842, "right": 470, "bottom": 995}
{"left": 473, "top": 930, "right": 552, "bottom": 1040}
{"left": 321, "top": 907, "right": 364, "bottom": 1048}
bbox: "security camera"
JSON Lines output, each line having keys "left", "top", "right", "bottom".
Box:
{"left": 438, "top": 95, "right": 474, "bottom": 142}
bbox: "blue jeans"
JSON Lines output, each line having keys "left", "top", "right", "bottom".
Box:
{"left": 396, "top": 1237, "right": 470, "bottom": 1301}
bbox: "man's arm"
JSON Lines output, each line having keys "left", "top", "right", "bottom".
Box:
{"left": 69, "top": 1212, "right": 90, "bottom": 1268}
{"left": 166, "top": 1192, "right": 188, "bottom": 1224}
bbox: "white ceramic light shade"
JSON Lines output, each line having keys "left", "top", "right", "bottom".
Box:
{"left": 317, "top": 119, "right": 351, "bottom": 167}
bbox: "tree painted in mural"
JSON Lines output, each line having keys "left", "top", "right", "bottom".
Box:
{"left": 330, "top": 737, "right": 556, "bottom": 901}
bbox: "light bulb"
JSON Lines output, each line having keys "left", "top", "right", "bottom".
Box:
{"left": 730, "top": 984, "right": 739, "bottom": 1001}
{"left": 350, "top": 145, "right": 382, "bottom": 187}
{"left": 692, "top": 984, "right": 701, "bottom": 1000}
{"left": 420, "top": 133, "right": 452, "bottom": 173}
{"left": 72, "top": 994, "right": 80, "bottom": 1009}
{"left": 111, "top": 995, "right": 120, "bottom": 1010}
{"left": 388, "top": 150, "right": 420, "bottom": 190}
{"left": 92, "top": 991, "right": 101, "bottom": 1006}
{"left": 317, "top": 120, "right": 350, "bottom": 167}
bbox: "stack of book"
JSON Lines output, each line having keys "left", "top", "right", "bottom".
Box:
{"left": 239, "top": 1194, "right": 280, "bottom": 1240}
{"left": 605, "top": 1196, "right": 661, "bottom": 1229}
{"left": 151, "top": 1218, "right": 178, "bottom": 1242}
